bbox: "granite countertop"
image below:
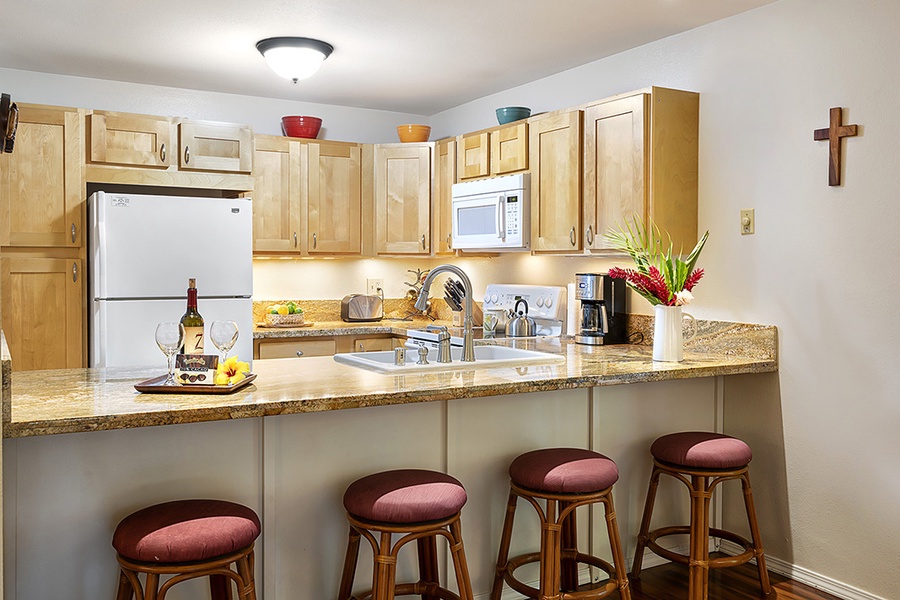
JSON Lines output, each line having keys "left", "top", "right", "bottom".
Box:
{"left": 252, "top": 318, "right": 437, "bottom": 339}
{"left": 3, "top": 319, "right": 777, "bottom": 438}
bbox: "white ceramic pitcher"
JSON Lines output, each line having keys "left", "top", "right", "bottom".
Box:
{"left": 652, "top": 305, "right": 697, "bottom": 362}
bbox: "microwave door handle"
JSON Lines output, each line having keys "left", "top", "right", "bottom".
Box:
{"left": 496, "top": 195, "right": 506, "bottom": 240}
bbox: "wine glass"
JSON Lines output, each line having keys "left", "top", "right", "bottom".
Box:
{"left": 155, "top": 322, "right": 184, "bottom": 386}
{"left": 210, "top": 320, "right": 239, "bottom": 363}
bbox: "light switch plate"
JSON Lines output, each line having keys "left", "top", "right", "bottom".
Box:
{"left": 740, "top": 209, "right": 755, "bottom": 235}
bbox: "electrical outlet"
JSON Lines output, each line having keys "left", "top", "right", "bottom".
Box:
{"left": 366, "top": 278, "right": 384, "bottom": 295}
{"left": 740, "top": 209, "right": 755, "bottom": 235}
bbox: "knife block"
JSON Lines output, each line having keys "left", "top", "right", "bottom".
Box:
{"left": 451, "top": 304, "right": 483, "bottom": 327}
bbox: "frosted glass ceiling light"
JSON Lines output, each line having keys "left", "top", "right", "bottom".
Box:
{"left": 256, "top": 37, "right": 334, "bottom": 83}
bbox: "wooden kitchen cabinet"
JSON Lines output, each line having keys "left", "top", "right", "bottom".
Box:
{"left": 252, "top": 134, "right": 302, "bottom": 253}
{"left": 1, "top": 257, "right": 83, "bottom": 371}
{"left": 179, "top": 119, "right": 253, "bottom": 173}
{"left": 374, "top": 143, "right": 433, "bottom": 255}
{"left": 0, "top": 103, "right": 85, "bottom": 249}
{"left": 529, "top": 110, "right": 583, "bottom": 252}
{"left": 433, "top": 138, "right": 457, "bottom": 255}
{"left": 87, "top": 110, "right": 175, "bottom": 168}
{"left": 583, "top": 87, "right": 699, "bottom": 252}
{"left": 254, "top": 333, "right": 401, "bottom": 359}
{"left": 457, "top": 122, "right": 528, "bottom": 181}
{"left": 304, "top": 140, "right": 362, "bottom": 255}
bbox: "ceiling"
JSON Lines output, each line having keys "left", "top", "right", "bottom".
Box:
{"left": 0, "top": 0, "right": 777, "bottom": 115}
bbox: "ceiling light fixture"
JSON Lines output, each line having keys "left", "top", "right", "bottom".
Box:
{"left": 256, "top": 37, "right": 334, "bottom": 83}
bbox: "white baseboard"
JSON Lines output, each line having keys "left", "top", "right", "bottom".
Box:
{"left": 719, "top": 539, "right": 887, "bottom": 600}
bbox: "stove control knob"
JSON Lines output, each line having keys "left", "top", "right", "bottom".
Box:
{"left": 491, "top": 294, "right": 499, "bottom": 303}
{"left": 483, "top": 294, "right": 491, "bottom": 305}
{"left": 545, "top": 297, "right": 553, "bottom": 308}
{"left": 536, "top": 297, "right": 545, "bottom": 307}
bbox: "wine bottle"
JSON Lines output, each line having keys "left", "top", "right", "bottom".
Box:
{"left": 180, "top": 278, "right": 205, "bottom": 354}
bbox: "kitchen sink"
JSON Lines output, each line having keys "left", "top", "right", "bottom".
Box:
{"left": 333, "top": 345, "right": 565, "bottom": 374}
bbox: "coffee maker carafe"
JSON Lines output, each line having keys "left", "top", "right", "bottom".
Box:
{"left": 574, "top": 273, "right": 626, "bottom": 345}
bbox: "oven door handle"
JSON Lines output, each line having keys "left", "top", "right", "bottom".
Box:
{"left": 496, "top": 195, "right": 506, "bottom": 240}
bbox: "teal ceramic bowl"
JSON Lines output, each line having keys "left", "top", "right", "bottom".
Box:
{"left": 496, "top": 106, "right": 532, "bottom": 125}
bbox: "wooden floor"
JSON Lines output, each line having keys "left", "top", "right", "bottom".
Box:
{"left": 610, "top": 556, "right": 844, "bottom": 600}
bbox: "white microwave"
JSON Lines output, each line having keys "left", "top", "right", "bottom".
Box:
{"left": 451, "top": 172, "right": 530, "bottom": 251}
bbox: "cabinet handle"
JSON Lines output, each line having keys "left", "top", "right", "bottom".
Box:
{"left": 586, "top": 225, "right": 594, "bottom": 246}
{"left": 296, "top": 350, "right": 304, "bottom": 357}
{"left": 72, "top": 262, "right": 78, "bottom": 282}
{"left": 570, "top": 226, "right": 576, "bottom": 247}
{"left": 447, "top": 233, "right": 452, "bottom": 250}
{"left": 71, "top": 223, "right": 76, "bottom": 243}
{"left": 313, "top": 232, "right": 317, "bottom": 249}
{"left": 293, "top": 232, "right": 298, "bottom": 248}
{"left": 421, "top": 234, "right": 426, "bottom": 250}
{"left": 160, "top": 143, "right": 166, "bottom": 162}
{"left": 184, "top": 146, "right": 191, "bottom": 164}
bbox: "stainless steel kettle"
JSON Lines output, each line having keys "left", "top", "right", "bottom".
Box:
{"left": 506, "top": 299, "right": 537, "bottom": 337}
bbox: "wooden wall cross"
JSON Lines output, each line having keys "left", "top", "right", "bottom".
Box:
{"left": 814, "top": 106, "right": 858, "bottom": 186}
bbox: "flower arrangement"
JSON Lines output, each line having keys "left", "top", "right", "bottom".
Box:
{"left": 605, "top": 217, "right": 709, "bottom": 306}
{"left": 215, "top": 355, "right": 251, "bottom": 386}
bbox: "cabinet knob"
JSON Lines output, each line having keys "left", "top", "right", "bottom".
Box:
{"left": 71, "top": 223, "right": 76, "bottom": 244}
{"left": 72, "top": 262, "right": 78, "bottom": 282}
{"left": 586, "top": 225, "right": 594, "bottom": 246}
{"left": 296, "top": 350, "right": 304, "bottom": 357}
{"left": 160, "top": 143, "right": 166, "bottom": 162}
{"left": 569, "top": 226, "right": 576, "bottom": 247}
{"left": 184, "top": 146, "right": 191, "bottom": 164}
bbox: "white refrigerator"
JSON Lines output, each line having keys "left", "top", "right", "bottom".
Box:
{"left": 89, "top": 191, "right": 254, "bottom": 368}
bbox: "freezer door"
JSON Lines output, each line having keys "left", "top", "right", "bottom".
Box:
{"left": 91, "top": 298, "right": 253, "bottom": 368}
{"left": 90, "top": 192, "right": 252, "bottom": 299}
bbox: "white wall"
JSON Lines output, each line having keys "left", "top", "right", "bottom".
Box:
{"left": 4, "top": 0, "right": 899, "bottom": 596}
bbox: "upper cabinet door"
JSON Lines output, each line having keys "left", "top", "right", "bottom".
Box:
{"left": 583, "top": 94, "right": 648, "bottom": 251}
{"left": 457, "top": 132, "right": 490, "bottom": 180}
{"left": 179, "top": 120, "right": 253, "bottom": 173}
{"left": 374, "top": 144, "right": 432, "bottom": 255}
{"left": 252, "top": 135, "right": 301, "bottom": 253}
{"left": 529, "top": 110, "right": 583, "bottom": 253}
{"left": 88, "top": 111, "right": 174, "bottom": 168}
{"left": 0, "top": 104, "right": 84, "bottom": 248}
{"left": 491, "top": 122, "right": 528, "bottom": 175}
{"left": 433, "top": 138, "right": 457, "bottom": 255}
{"left": 306, "top": 141, "right": 362, "bottom": 255}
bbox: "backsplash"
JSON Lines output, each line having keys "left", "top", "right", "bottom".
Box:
{"left": 252, "top": 297, "right": 458, "bottom": 324}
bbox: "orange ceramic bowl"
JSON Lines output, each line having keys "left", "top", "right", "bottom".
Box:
{"left": 397, "top": 124, "right": 431, "bottom": 143}
{"left": 282, "top": 116, "right": 322, "bottom": 139}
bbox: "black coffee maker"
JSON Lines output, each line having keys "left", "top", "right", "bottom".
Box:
{"left": 574, "top": 272, "right": 627, "bottom": 345}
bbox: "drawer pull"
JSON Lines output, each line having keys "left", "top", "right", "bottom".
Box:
{"left": 296, "top": 350, "right": 304, "bottom": 357}
{"left": 160, "top": 143, "right": 166, "bottom": 162}
{"left": 184, "top": 146, "right": 191, "bottom": 164}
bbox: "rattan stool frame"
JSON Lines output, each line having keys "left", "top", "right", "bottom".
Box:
{"left": 631, "top": 458, "right": 771, "bottom": 600}
{"left": 338, "top": 511, "right": 474, "bottom": 600}
{"left": 115, "top": 542, "right": 257, "bottom": 600}
{"left": 490, "top": 481, "right": 632, "bottom": 600}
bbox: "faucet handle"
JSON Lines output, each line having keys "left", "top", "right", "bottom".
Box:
{"left": 426, "top": 324, "right": 450, "bottom": 340}
{"left": 416, "top": 345, "right": 430, "bottom": 365}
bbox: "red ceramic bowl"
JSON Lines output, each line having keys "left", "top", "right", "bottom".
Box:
{"left": 281, "top": 116, "right": 322, "bottom": 139}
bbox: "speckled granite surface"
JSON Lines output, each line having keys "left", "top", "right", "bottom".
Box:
{"left": 253, "top": 297, "right": 455, "bottom": 325}
{"left": 4, "top": 321, "right": 777, "bottom": 438}
{"left": 2, "top": 331, "right": 11, "bottom": 422}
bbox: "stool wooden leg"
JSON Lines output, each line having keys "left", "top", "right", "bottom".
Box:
{"left": 742, "top": 473, "right": 772, "bottom": 595}
{"left": 688, "top": 475, "right": 712, "bottom": 600}
{"left": 449, "top": 517, "right": 475, "bottom": 600}
{"left": 209, "top": 573, "right": 232, "bottom": 600}
{"left": 539, "top": 498, "right": 561, "bottom": 600}
{"left": 560, "top": 501, "right": 579, "bottom": 592}
{"left": 236, "top": 550, "right": 258, "bottom": 600}
{"left": 116, "top": 569, "right": 135, "bottom": 600}
{"left": 144, "top": 573, "right": 160, "bottom": 600}
{"left": 338, "top": 526, "right": 362, "bottom": 600}
{"left": 631, "top": 466, "right": 662, "bottom": 579}
{"left": 372, "top": 531, "right": 397, "bottom": 600}
{"left": 490, "top": 490, "right": 519, "bottom": 600}
{"left": 602, "top": 492, "right": 632, "bottom": 600}
{"left": 416, "top": 535, "right": 440, "bottom": 600}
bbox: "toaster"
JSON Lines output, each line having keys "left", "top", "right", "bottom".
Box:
{"left": 341, "top": 294, "right": 384, "bottom": 322}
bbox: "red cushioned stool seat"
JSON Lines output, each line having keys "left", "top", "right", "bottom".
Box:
{"left": 632, "top": 432, "right": 771, "bottom": 600}
{"left": 491, "top": 448, "right": 632, "bottom": 600}
{"left": 112, "top": 499, "right": 259, "bottom": 600}
{"left": 338, "top": 469, "right": 474, "bottom": 600}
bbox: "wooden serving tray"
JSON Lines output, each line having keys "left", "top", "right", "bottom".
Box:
{"left": 255, "top": 322, "right": 315, "bottom": 329}
{"left": 134, "top": 373, "right": 257, "bottom": 394}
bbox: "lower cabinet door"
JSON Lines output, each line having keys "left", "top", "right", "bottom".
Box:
{"left": 1, "top": 256, "right": 83, "bottom": 370}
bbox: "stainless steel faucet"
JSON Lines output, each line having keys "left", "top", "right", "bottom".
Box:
{"left": 427, "top": 325, "right": 452, "bottom": 363}
{"left": 415, "top": 264, "right": 476, "bottom": 362}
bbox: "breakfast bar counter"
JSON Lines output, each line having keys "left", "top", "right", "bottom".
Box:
{"left": 4, "top": 319, "right": 776, "bottom": 438}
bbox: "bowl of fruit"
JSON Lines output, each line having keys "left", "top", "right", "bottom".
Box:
{"left": 265, "top": 301, "right": 304, "bottom": 327}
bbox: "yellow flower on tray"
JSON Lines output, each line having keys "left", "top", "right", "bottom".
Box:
{"left": 215, "top": 355, "right": 250, "bottom": 386}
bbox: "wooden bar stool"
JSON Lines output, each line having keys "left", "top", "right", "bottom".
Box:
{"left": 631, "top": 431, "right": 771, "bottom": 600}
{"left": 338, "top": 469, "right": 474, "bottom": 600}
{"left": 490, "top": 448, "right": 632, "bottom": 600}
{"left": 112, "top": 498, "right": 260, "bottom": 600}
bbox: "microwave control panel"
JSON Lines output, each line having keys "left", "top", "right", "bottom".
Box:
{"left": 504, "top": 195, "right": 520, "bottom": 237}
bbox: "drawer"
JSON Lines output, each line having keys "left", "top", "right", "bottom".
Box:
{"left": 257, "top": 338, "right": 337, "bottom": 359}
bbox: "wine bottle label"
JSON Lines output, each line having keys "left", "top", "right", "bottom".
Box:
{"left": 183, "top": 326, "right": 205, "bottom": 354}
